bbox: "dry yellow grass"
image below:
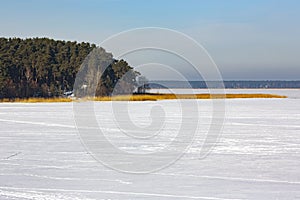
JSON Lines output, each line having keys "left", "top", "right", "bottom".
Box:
{"left": 93, "top": 93, "right": 287, "bottom": 101}
{"left": 220, "top": 94, "right": 287, "bottom": 99}
{"left": 0, "top": 93, "right": 286, "bottom": 103}
{"left": 0, "top": 97, "right": 72, "bottom": 103}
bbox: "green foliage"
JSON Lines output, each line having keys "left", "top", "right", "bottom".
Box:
{"left": 97, "top": 59, "right": 140, "bottom": 96}
{"left": 0, "top": 37, "right": 139, "bottom": 98}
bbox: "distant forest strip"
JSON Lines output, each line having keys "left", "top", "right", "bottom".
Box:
{"left": 0, "top": 37, "right": 139, "bottom": 99}
{"left": 149, "top": 80, "right": 300, "bottom": 89}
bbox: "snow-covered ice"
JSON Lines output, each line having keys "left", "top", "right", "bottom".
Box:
{"left": 0, "top": 89, "right": 299, "bottom": 199}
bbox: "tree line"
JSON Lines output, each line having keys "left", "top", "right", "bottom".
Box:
{"left": 149, "top": 80, "right": 300, "bottom": 89}
{"left": 0, "top": 37, "right": 141, "bottom": 99}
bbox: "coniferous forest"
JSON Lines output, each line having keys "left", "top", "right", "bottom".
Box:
{"left": 0, "top": 37, "right": 139, "bottom": 99}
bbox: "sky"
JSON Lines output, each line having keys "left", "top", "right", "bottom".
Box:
{"left": 0, "top": 0, "right": 299, "bottom": 80}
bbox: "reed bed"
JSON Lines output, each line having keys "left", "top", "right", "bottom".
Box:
{"left": 0, "top": 97, "right": 72, "bottom": 103}
{"left": 0, "top": 93, "right": 286, "bottom": 103}
{"left": 93, "top": 93, "right": 287, "bottom": 101}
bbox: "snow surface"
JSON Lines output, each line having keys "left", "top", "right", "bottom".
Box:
{"left": 0, "top": 89, "right": 300, "bottom": 199}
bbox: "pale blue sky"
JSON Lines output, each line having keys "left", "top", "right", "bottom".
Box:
{"left": 0, "top": 0, "right": 299, "bottom": 80}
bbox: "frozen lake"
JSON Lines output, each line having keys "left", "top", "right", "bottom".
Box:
{"left": 0, "top": 89, "right": 300, "bottom": 199}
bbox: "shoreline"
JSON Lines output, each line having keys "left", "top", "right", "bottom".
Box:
{"left": 0, "top": 93, "right": 287, "bottom": 103}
